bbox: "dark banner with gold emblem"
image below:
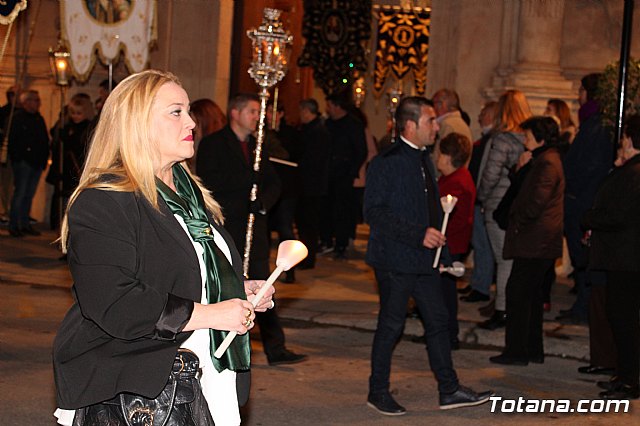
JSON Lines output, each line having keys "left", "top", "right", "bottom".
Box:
{"left": 0, "top": 0, "right": 26, "bottom": 25}
{"left": 373, "top": 6, "right": 430, "bottom": 97}
{"left": 298, "top": 0, "right": 371, "bottom": 96}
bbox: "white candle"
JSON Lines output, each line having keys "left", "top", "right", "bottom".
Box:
{"left": 432, "top": 194, "right": 458, "bottom": 268}
{"left": 215, "top": 240, "right": 308, "bottom": 358}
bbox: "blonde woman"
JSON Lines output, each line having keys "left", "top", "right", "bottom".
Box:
{"left": 476, "top": 89, "right": 532, "bottom": 330}
{"left": 53, "top": 70, "right": 274, "bottom": 426}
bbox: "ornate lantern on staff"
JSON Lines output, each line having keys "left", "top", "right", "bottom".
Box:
{"left": 387, "top": 88, "right": 402, "bottom": 144}
{"left": 243, "top": 8, "right": 293, "bottom": 277}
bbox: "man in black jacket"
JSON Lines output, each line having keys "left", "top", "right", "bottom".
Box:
{"left": 582, "top": 114, "right": 640, "bottom": 400}
{"left": 321, "top": 92, "right": 367, "bottom": 259}
{"left": 296, "top": 98, "right": 330, "bottom": 269}
{"left": 196, "top": 93, "right": 306, "bottom": 366}
{"left": 7, "top": 90, "right": 49, "bottom": 237}
{"left": 364, "top": 96, "right": 492, "bottom": 415}
{"left": 0, "top": 86, "right": 19, "bottom": 224}
{"left": 559, "top": 73, "right": 614, "bottom": 324}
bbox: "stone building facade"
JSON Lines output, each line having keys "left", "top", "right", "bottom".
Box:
{"left": 0, "top": 0, "right": 638, "bottom": 224}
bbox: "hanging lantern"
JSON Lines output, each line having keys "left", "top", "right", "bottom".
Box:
{"left": 48, "top": 42, "right": 71, "bottom": 86}
{"left": 247, "top": 8, "right": 293, "bottom": 90}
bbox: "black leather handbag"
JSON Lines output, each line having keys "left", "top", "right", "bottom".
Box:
{"left": 72, "top": 349, "right": 214, "bottom": 426}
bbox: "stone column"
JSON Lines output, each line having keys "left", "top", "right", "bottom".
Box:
{"left": 484, "top": 0, "right": 575, "bottom": 114}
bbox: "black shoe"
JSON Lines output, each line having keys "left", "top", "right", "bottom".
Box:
{"left": 529, "top": 355, "right": 544, "bottom": 364}
{"left": 333, "top": 248, "right": 347, "bottom": 260}
{"left": 450, "top": 338, "right": 460, "bottom": 351}
{"left": 599, "top": 383, "right": 639, "bottom": 400}
{"left": 20, "top": 226, "right": 41, "bottom": 236}
{"left": 478, "top": 301, "right": 495, "bottom": 318}
{"left": 457, "top": 285, "right": 472, "bottom": 295}
{"left": 410, "top": 335, "right": 426, "bottom": 344}
{"left": 460, "top": 290, "right": 490, "bottom": 302}
{"left": 283, "top": 269, "right": 295, "bottom": 283}
{"left": 597, "top": 376, "right": 620, "bottom": 391}
{"left": 578, "top": 365, "right": 616, "bottom": 375}
{"left": 367, "top": 392, "right": 406, "bottom": 416}
{"left": 406, "top": 307, "right": 421, "bottom": 319}
{"left": 318, "top": 244, "right": 334, "bottom": 255}
{"left": 8, "top": 228, "right": 23, "bottom": 237}
{"left": 268, "top": 350, "right": 308, "bottom": 366}
{"left": 439, "top": 385, "right": 494, "bottom": 410}
{"left": 298, "top": 261, "right": 315, "bottom": 270}
{"left": 489, "top": 354, "right": 528, "bottom": 366}
{"left": 478, "top": 310, "right": 506, "bottom": 330}
{"left": 556, "top": 312, "right": 587, "bottom": 325}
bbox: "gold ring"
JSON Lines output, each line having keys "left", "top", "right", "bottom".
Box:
{"left": 245, "top": 308, "right": 252, "bottom": 319}
{"left": 244, "top": 318, "right": 253, "bottom": 328}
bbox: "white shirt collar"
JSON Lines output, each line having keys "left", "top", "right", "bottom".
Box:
{"left": 399, "top": 135, "right": 425, "bottom": 151}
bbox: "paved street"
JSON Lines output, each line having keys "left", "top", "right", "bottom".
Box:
{"left": 0, "top": 226, "right": 637, "bottom": 424}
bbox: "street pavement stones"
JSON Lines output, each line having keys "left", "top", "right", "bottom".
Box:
{"left": 0, "top": 226, "right": 590, "bottom": 361}
{"left": 3, "top": 225, "right": 636, "bottom": 424}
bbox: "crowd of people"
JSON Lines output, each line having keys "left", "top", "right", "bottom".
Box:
{"left": 0, "top": 67, "right": 638, "bottom": 425}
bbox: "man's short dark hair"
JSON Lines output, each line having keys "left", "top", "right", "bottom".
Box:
{"left": 624, "top": 114, "right": 640, "bottom": 150}
{"left": 325, "top": 91, "right": 351, "bottom": 111}
{"left": 228, "top": 93, "right": 260, "bottom": 117}
{"left": 396, "top": 96, "right": 432, "bottom": 133}
{"left": 299, "top": 98, "right": 319, "bottom": 115}
{"left": 266, "top": 100, "right": 285, "bottom": 113}
{"left": 439, "top": 133, "right": 471, "bottom": 169}
{"left": 433, "top": 88, "right": 460, "bottom": 111}
{"left": 581, "top": 73, "right": 601, "bottom": 102}
{"left": 520, "top": 116, "right": 561, "bottom": 147}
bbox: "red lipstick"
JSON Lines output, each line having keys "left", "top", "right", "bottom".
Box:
{"left": 183, "top": 134, "right": 194, "bottom": 141}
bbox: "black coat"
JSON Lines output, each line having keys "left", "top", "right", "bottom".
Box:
{"left": 503, "top": 147, "right": 565, "bottom": 259}
{"left": 582, "top": 154, "right": 640, "bottom": 272}
{"left": 564, "top": 112, "right": 613, "bottom": 211}
{"left": 53, "top": 188, "right": 248, "bottom": 409}
{"left": 325, "top": 113, "right": 367, "bottom": 180}
{"left": 49, "top": 119, "right": 91, "bottom": 195}
{"left": 7, "top": 109, "right": 49, "bottom": 169}
{"left": 364, "top": 140, "right": 447, "bottom": 273}
{"left": 196, "top": 125, "right": 281, "bottom": 270}
{"left": 299, "top": 117, "right": 331, "bottom": 196}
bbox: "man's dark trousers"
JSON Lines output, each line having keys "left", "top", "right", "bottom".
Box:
{"left": 370, "top": 269, "right": 458, "bottom": 395}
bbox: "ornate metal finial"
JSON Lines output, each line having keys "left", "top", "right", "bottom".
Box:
{"left": 243, "top": 9, "right": 293, "bottom": 277}
{"left": 247, "top": 8, "right": 293, "bottom": 89}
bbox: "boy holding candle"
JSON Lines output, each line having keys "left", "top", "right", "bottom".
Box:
{"left": 436, "top": 133, "right": 476, "bottom": 349}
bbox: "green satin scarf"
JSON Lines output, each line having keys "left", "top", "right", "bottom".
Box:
{"left": 156, "top": 164, "right": 250, "bottom": 372}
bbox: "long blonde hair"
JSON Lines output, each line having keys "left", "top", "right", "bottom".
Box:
{"left": 60, "top": 69, "right": 223, "bottom": 251}
{"left": 495, "top": 90, "right": 532, "bottom": 133}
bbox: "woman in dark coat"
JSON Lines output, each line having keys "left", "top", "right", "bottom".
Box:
{"left": 581, "top": 114, "right": 640, "bottom": 400}
{"left": 53, "top": 70, "right": 275, "bottom": 425}
{"left": 490, "top": 116, "right": 565, "bottom": 366}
